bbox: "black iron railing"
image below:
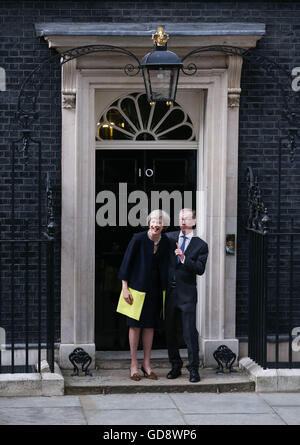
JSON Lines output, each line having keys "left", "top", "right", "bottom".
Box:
{"left": 266, "top": 231, "right": 300, "bottom": 368}
{"left": 0, "top": 153, "right": 56, "bottom": 373}
{"left": 0, "top": 236, "right": 55, "bottom": 373}
{"left": 246, "top": 167, "right": 300, "bottom": 369}
{"left": 247, "top": 229, "right": 268, "bottom": 369}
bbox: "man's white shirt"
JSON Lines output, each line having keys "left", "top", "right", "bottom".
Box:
{"left": 177, "top": 230, "right": 194, "bottom": 264}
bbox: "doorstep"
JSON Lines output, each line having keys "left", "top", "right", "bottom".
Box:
{"left": 239, "top": 357, "right": 300, "bottom": 392}
{"left": 63, "top": 350, "right": 255, "bottom": 395}
{"left": 0, "top": 361, "right": 64, "bottom": 397}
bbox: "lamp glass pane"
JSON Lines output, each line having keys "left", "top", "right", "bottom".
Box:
{"left": 169, "top": 69, "right": 179, "bottom": 101}
{"left": 142, "top": 68, "right": 153, "bottom": 102}
{"left": 147, "top": 67, "right": 179, "bottom": 102}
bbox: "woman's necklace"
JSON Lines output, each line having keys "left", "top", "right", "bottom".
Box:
{"left": 147, "top": 230, "right": 161, "bottom": 245}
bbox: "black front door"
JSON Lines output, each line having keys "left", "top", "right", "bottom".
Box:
{"left": 95, "top": 149, "right": 197, "bottom": 350}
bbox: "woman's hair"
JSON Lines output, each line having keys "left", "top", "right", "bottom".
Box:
{"left": 146, "top": 209, "right": 170, "bottom": 228}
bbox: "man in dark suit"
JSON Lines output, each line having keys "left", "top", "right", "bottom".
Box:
{"left": 165, "top": 208, "right": 208, "bottom": 383}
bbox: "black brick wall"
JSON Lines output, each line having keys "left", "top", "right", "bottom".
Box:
{"left": 1, "top": 0, "right": 300, "bottom": 343}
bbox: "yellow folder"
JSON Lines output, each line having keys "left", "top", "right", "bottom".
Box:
{"left": 162, "top": 290, "right": 166, "bottom": 320}
{"left": 116, "top": 288, "right": 146, "bottom": 321}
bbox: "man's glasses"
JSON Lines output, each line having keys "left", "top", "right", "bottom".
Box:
{"left": 180, "top": 217, "right": 194, "bottom": 222}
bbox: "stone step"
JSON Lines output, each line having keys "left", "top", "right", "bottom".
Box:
{"left": 63, "top": 367, "right": 255, "bottom": 395}
{"left": 96, "top": 358, "right": 172, "bottom": 369}
{"left": 95, "top": 349, "right": 188, "bottom": 370}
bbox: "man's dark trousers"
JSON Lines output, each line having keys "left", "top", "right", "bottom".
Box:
{"left": 166, "top": 286, "right": 199, "bottom": 370}
{"left": 165, "top": 231, "right": 208, "bottom": 372}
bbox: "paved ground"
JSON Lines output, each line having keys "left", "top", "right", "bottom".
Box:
{"left": 0, "top": 392, "right": 299, "bottom": 425}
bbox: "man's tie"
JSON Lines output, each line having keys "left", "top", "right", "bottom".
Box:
{"left": 177, "top": 235, "right": 187, "bottom": 263}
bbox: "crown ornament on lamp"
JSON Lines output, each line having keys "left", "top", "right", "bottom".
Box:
{"left": 140, "top": 26, "right": 182, "bottom": 106}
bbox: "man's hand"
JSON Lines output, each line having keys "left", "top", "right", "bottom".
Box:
{"left": 175, "top": 242, "right": 185, "bottom": 262}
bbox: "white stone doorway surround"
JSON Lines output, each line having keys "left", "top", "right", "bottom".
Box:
{"left": 36, "top": 23, "right": 265, "bottom": 368}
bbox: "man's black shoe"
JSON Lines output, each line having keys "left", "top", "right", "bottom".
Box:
{"left": 167, "top": 368, "right": 182, "bottom": 379}
{"left": 189, "top": 369, "right": 201, "bottom": 383}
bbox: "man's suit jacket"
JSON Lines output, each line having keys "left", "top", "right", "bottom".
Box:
{"left": 166, "top": 231, "right": 208, "bottom": 305}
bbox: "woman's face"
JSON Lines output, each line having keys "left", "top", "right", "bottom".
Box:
{"left": 148, "top": 217, "right": 163, "bottom": 236}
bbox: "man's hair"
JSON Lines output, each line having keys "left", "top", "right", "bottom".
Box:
{"left": 180, "top": 208, "right": 196, "bottom": 219}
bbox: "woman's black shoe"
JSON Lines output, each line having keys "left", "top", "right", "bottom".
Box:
{"left": 167, "top": 368, "right": 182, "bottom": 379}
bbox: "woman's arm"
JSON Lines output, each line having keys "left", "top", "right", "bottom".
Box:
{"left": 118, "top": 234, "right": 139, "bottom": 281}
{"left": 122, "top": 280, "right": 133, "bottom": 305}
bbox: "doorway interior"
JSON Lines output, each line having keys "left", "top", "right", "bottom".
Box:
{"left": 95, "top": 149, "right": 197, "bottom": 350}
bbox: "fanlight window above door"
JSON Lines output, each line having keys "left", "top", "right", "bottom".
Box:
{"left": 96, "top": 93, "right": 196, "bottom": 141}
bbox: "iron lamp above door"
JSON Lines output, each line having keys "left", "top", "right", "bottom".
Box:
{"left": 140, "top": 27, "right": 182, "bottom": 106}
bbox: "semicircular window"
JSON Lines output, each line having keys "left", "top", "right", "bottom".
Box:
{"left": 96, "top": 93, "right": 196, "bottom": 141}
